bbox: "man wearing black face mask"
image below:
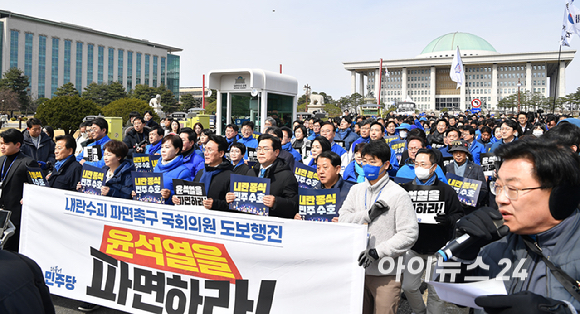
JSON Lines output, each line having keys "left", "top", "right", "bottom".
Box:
{"left": 339, "top": 140, "right": 418, "bottom": 314}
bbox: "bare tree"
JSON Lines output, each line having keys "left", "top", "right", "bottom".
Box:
{"left": 0, "top": 87, "right": 20, "bottom": 114}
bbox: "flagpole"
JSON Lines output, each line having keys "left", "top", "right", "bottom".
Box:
{"left": 552, "top": 45, "right": 562, "bottom": 114}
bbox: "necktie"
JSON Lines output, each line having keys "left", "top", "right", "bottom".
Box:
{"left": 260, "top": 169, "right": 266, "bottom": 178}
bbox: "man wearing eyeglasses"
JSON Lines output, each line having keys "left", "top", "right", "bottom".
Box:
{"left": 442, "top": 139, "right": 580, "bottom": 313}
{"left": 400, "top": 148, "right": 464, "bottom": 314}
{"left": 396, "top": 135, "right": 447, "bottom": 182}
{"left": 235, "top": 134, "right": 298, "bottom": 218}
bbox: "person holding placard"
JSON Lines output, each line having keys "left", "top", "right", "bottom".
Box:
{"left": 401, "top": 148, "right": 464, "bottom": 314}
{"left": 241, "top": 134, "right": 298, "bottom": 218}
{"left": 47, "top": 135, "right": 82, "bottom": 191}
{"left": 339, "top": 140, "right": 418, "bottom": 314}
{"left": 176, "top": 135, "right": 233, "bottom": 211}
{"left": 294, "top": 151, "right": 355, "bottom": 221}
{"left": 152, "top": 135, "right": 191, "bottom": 205}
{"left": 76, "top": 118, "right": 111, "bottom": 168}
{"left": 445, "top": 140, "right": 488, "bottom": 212}
{"left": 100, "top": 140, "right": 135, "bottom": 199}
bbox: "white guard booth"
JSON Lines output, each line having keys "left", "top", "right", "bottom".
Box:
{"left": 208, "top": 69, "right": 298, "bottom": 135}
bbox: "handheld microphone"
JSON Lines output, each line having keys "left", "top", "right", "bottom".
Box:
{"left": 436, "top": 217, "right": 505, "bottom": 262}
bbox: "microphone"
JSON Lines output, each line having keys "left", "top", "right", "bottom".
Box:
{"left": 436, "top": 217, "right": 505, "bottom": 262}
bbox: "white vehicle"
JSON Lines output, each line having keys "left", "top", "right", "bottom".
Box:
{"left": 396, "top": 102, "right": 416, "bottom": 116}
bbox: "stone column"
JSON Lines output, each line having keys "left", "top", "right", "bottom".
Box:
{"left": 351, "top": 71, "right": 356, "bottom": 95}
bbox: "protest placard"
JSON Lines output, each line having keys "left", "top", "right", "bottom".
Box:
{"left": 446, "top": 173, "right": 483, "bottom": 207}
{"left": 298, "top": 188, "right": 340, "bottom": 222}
{"left": 389, "top": 139, "right": 407, "bottom": 164}
{"left": 132, "top": 171, "right": 163, "bottom": 203}
{"left": 83, "top": 145, "right": 102, "bottom": 162}
{"left": 403, "top": 184, "right": 445, "bottom": 224}
{"left": 246, "top": 147, "right": 258, "bottom": 167}
{"left": 384, "top": 135, "right": 400, "bottom": 145}
{"left": 133, "top": 153, "right": 161, "bottom": 172}
{"left": 27, "top": 167, "right": 47, "bottom": 186}
{"left": 173, "top": 179, "right": 207, "bottom": 206}
{"left": 229, "top": 174, "right": 270, "bottom": 216}
{"left": 80, "top": 164, "right": 107, "bottom": 195}
{"left": 294, "top": 162, "right": 319, "bottom": 189}
{"left": 481, "top": 153, "right": 500, "bottom": 177}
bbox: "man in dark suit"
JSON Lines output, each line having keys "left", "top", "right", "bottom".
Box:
{"left": 0, "top": 129, "right": 38, "bottom": 252}
{"left": 445, "top": 140, "right": 488, "bottom": 213}
{"left": 47, "top": 135, "right": 83, "bottom": 191}
{"left": 227, "top": 134, "right": 298, "bottom": 218}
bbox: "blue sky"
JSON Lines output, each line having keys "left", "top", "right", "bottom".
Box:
{"left": 5, "top": 0, "right": 579, "bottom": 99}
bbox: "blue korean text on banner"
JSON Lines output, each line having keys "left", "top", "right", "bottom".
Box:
{"left": 172, "top": 179, "right": 207, "bottom": 206}
{"left": 133, "top": 154, "right": 161, "bottom": 172}
{"left": 80, "top": 164, "right": 107, "bottom": 195}
{"left": 446, "top": 173, "right": 482, "bottom": 207}
{"left": 403, "top": 184, "right": 446, "bottom": 224}
{"left": 132, "top": 171, "right": 164, "bottom": 203}
{"left": 27, "top": 167, "right": 48, "bottom": 186}
{"left": 229, "top": 174, "right": 271, "bottom": 216}
{"left": 384, "top": 135, "right": 400, "bottom": 146}
{"left": 298, "top": 187, "right": 341, "bottom": 222}
{"left": 389, "top": 139, "right": 407, "bottom": 164}
{"left": 294, "top": 162, "right": 319, "bottom": 189}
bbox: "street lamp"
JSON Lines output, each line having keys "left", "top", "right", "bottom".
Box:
{"left": 517, "top": 78, "right": 522, "bottom": 113}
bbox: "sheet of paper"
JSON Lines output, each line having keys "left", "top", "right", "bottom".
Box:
{"left": 430, "top": 279, "right": 507, "bottom": 309}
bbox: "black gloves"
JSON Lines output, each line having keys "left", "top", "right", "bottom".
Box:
{"left": 368, "top": 200, "right": 389, "bottom": 222}
{"left": 453, "top": 207, "right": 510, "bottom": 261}
{"left": 475, "top": 291, "right": 573, "bottom": 314}
{"left": 434, "top": 213, "right": 448, "bottom": 225}
{"left": 358, "top": 249, "right": 379, "bottom": 268}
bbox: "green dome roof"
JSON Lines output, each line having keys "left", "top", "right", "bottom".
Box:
{"left": 419, "top": 32, "right": 497, "bottom": 56}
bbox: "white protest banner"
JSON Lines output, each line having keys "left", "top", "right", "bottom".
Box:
{"left": 20, "top": 184, "right": 366, "bottom": 314}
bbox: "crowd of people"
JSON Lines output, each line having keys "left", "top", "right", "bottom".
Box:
{"left": 0, "top": 107, "right": 580, "bottom": 313}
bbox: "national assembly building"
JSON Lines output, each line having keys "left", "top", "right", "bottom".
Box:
{"left": 0, "top": 10, "right": 182, "bottom": 99}
{"left": 343, "top": 32, "right": 576, "bottom": 112}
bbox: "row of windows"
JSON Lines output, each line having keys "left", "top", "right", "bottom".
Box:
{"left": 466, "top": 67, "right": 491, "bottom": 73}
{"left": 468, "top": 81, "right": 491, "bottom": 87}
{"left": 407, "top": 83, "right": 431, "bottom": 89}
{"left": 407, "top": 76, "right": 430, "bottom": 82}
{"left": 10, "top": 30, "right": 167, "bottom": 97}
{"left": 468, "top": 74, "right": 491, "bottom": 80}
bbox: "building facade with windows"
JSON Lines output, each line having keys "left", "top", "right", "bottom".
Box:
{"left": 344, "top": 32, "right": 575, "bottom": 112}
{"left": 0, "top": 10, "right": 182, "bottom": 99}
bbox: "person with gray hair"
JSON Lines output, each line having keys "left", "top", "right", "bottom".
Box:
{"left": 262, "top": 117, "right": 277, "bottom": 133}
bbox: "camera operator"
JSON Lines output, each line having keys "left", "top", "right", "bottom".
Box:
{"left": 443, "top": 138, "right": 580, "bottom": 313}
{"left": 123, "top": 116, "right": 149, "bottom": 158}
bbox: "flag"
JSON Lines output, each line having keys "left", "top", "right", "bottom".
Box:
{"left": 561, "top": 0, "right": 580, "bottom": 46}
{"left": 450, "top": 46, "right": 464, "bottom": 89}
{"left": 382, "top": 67, "right": 390, "bottom": 78}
